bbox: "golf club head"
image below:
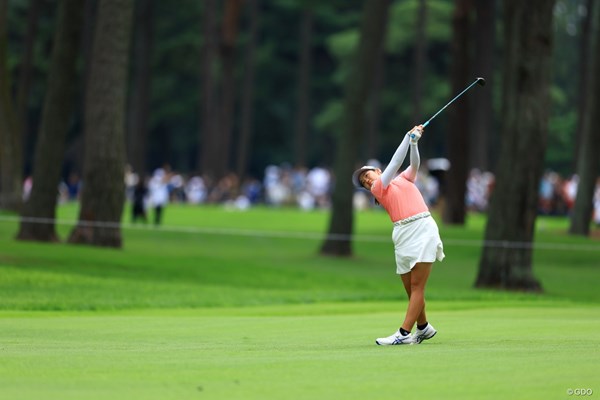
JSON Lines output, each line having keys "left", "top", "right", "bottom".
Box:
{"left": 476, "top": 77, "right": 486, "bottom": 86}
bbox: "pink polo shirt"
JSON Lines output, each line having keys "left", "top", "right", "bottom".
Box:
{"left": 371, "top": 171, "right": 429, "bottom": 223}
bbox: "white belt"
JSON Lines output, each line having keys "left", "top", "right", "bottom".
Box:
{"left": 393, "top": 211, "right": 431, "bottom": 226}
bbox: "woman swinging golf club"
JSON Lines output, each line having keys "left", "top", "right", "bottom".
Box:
{"left": 352, "top": 124, "right": 444, "bottom": 345}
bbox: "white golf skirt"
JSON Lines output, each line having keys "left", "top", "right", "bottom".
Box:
{"left": 392, "top": 213, "right": 445, "bottom": 275}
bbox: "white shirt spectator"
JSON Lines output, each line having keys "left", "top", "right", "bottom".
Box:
{"left": 149, "top": 169, "right": 169, "bottom": 207}
{"left": 306, "top": 167, "right": 331, "bottom": 198}
{"left": 186, "top": 176, "right": 207, "bottom": 204}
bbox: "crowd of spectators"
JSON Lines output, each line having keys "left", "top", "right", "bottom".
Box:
{"left": 119, "top": 164, "right": 333, "bottom": 224}
{"left": 463, "top": 169, "right": 600, "bottom": 224}
{"left": 22, "top": 161, "right": 600, "bottom": 226}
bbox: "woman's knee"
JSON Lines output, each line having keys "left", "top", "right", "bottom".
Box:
{"left": 410, "top": 263, "right": 432, "bottom": 290}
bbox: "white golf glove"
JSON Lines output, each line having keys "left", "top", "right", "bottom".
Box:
{"left": 409, "top": 130, "right": 421, "bottom": 145}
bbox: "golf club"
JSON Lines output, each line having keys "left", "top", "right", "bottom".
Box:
{"left": 412, "top": 77, "right": 486, "bottom": 137}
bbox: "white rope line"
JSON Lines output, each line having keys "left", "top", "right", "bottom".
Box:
{"left": 1, "top": 215, "right": 599, "bottom": 251}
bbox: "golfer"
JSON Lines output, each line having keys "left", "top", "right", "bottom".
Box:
{"left": 352, "top": 125, "right": 444, "bottom": 345}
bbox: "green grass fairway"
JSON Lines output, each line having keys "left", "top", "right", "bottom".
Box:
{"left": 2, "top": 305, "right": 599, "bottom": 400}
{"left": 1, "top": 205, "right": 599, "bottom": 399}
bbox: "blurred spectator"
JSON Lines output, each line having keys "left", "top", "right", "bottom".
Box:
{"left": 298, "top": 190, "right": 316, "bottom": 210}
{"left": 306, "top": 166, "right": 331, "bottom": 209}
{"left": 353, "top": 190, "right": 371, "bottom": 210}
{"left": 427, "top": 158, "right": 450, "bottom": 200}
{"left": 291, "top": 166, "right": 308, "bottom": 197}
{"left": 241, "top": 177, "right": 262, "bottom": 204}
{"left": 66, "top": 172, "right": 80, "bottom": 201}
{"left": 208, "top": 173, "right": 239, "bottom": 203}
{"left": 22, "top": 176, "right": 33, "bottom": 201}
{"left": 552, "top": 175, "right": 569, "bottom": 215}
{"left": 539, "top": 171, "right": 556, "bottom": 214}
{"left": 169, "top": 172, "right": 186, "bottom": 203}
{"left": 264, "top": 165, "right": 290, "bottom": 206}
{"left": 563, "top": 174, "right": 579, "bottom": 211}
{"left": 185, "top": 176, "right": 207, "bottom": 204}
{"left": 132, "top": 178, "right": 148, "bottom": 224}
{"left": 416, "top": 166, "right": 440, "bottom": 207}
{"left": 291, "top": 166, "right": 314, "bottom": 210}
{"left": 149, "top": 168, "right": 169, "bottom": 226}
{"left": 466, "top": 168, "right": 493, "bottom": 212}
{"left": 124, "top": 165, "right": 137, "bottom": 202}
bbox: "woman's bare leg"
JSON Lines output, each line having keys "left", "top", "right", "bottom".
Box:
{"left": 400, "top": 262, "right": 432, "bottom": 332}
{"left": 400, "top": 271, "right": 428, "bottom": 326}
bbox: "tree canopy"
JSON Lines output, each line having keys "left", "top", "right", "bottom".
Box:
{"left": 3, "top": 0, "right": 589, "bottom": 179}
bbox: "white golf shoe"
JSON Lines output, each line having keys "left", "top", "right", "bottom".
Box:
{"left": 414, "top": 323, "right": 437, "bottom": 344}
{"left": 375, "top": 330, "right": 415, "bottom": 345}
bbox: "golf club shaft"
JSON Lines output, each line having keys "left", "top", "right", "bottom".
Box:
{"left": 422, "top": 78, "right": 482, "bottom": 128}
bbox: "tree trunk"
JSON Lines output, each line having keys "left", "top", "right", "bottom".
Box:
{"left": 443, "top": 0, "right": 472, "bottom": 225}
{"left": 64, "top": 0, "right": 97, "bottom": 176}
{"left": 236, "top": 0, "right": 260, "bottom": 181}
{"left": 569, "top": 0, "right": 600, "bottom": 236}
{"left": 199, "top": 0, "right": 219, "bottom": 180}
{"left": 470, "top": 0, "right": 495, "bottom": 171}
{"left": 293, "top": 7, "right": 313, "bottom": 168}
{"left": 475, "top": 0, "right": 555, "bottom": 291}
{"left": 67, "top": 0, "right": 133, "bottom": 248}
{"left": 366, "top": 32, "right": 386, "bottom": 161}
{"left": 411, "top": 0, "right": 427, "bottom": 126}
{"left": 320, "top": 0, "right": 391, "bottom": 257}
{"left": 573, "top": 0, "right": 593, "bottom": 170}
{"left": 0, "top": 0, "right": 23, "bottom": 212}
{"left": 17, "top": 0, "right": 41, "bottom": 166}
{"left": 17, "top": 0, "right": 84, "bottom": 242}
{"left": 215, "top": 0, "right": 242, "bottom": 179}
{"left": 127, "top": 0, "right": 153, "bottom": 176}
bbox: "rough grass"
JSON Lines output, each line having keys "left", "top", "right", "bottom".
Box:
{"left": 0, "top": 204, "right": 598, "bottom": 310}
